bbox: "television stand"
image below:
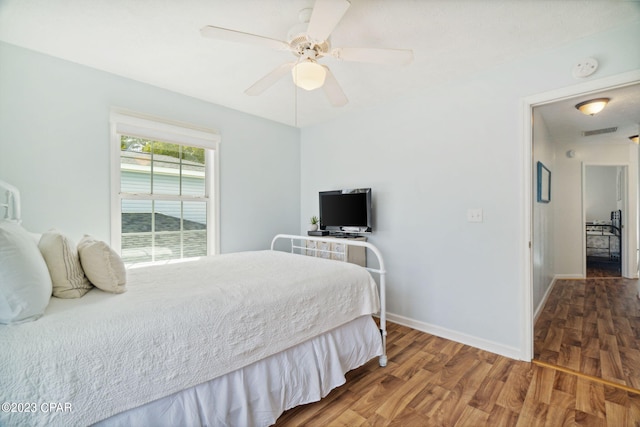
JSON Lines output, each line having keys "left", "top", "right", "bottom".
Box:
{"left": 304, "top": 235, "right": 367, "bottom": 266}
{"left": 336, "top": 235, "right": 369, "bottom": 241}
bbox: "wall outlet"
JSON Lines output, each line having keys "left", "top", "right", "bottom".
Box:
{"left": 467, "top": 208, "right": 483, "bottom": 223}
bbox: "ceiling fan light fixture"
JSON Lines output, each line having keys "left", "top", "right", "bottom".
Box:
{"left": 630, "top": 135, "right": 639, "bottom": 144}
{"left": 292, "top": 59, "right": 326, "bottom": 91}
{"left": 575, "top": 98, "right": 610, "bottom": 116}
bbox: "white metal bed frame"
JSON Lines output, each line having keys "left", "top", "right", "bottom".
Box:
{"left": 271, "top": 233, "right": 387, "bottom": 367}
{"left": 0, "top": 179, "right": 21, "bottom": 222}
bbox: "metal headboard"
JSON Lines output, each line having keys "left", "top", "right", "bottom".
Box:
{"left": 0, "top": 180, "right": 21, "bottom": 222}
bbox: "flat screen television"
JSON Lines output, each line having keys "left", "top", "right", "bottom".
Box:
{"left": 319, "top": 188, "right": 372, "bottom": 234}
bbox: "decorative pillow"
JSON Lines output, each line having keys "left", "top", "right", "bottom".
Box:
{"left": 0, "top": 222, "right": 52, "bottom": 324}
{"left": 77, "top": 235, "right": 127, "bottom": 294}
{"left": 38, "top": 230, "right": 92, "bottom": 298}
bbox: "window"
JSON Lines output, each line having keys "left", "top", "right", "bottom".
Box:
{"left": 110, "top": 111, "right": 220, "bottom": 263}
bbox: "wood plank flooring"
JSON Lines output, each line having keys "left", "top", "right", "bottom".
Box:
{"left": 587, "top": 264, "right": 622, "bottom": 278}
{"left": 275, "top": 321, "right": 640, "bottom": 426}
{"left": 534, "top": 277, "right": 640, "bottom": 391}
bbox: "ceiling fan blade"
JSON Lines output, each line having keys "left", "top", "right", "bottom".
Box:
{"left": 245, "top": 62, "right": 296, "bottom": 96}
{"left": 200, "top": 25, "right": 289, "bottom": 51}
{"left": 322, "top": 66, "right": 348, "bottom": 107}
{"left": 331, "top": 47, "right": 414, "bottom": 65}
{"left": 306, "top": 0, "right": 351, "bottom": 42}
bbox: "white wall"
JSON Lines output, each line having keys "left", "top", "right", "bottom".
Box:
{"left": 0, "top": 42, "right": 301, "bottom": 252}
{"left": 553, "top": 143, "right": 638, "bottom": 277}
{"left": 300, "top": 20, "right": 640, "bottom": 358}
{"left": 585, "top": 166, "right": 619, "bottom": 221}
{"left": 532, "top": 111, "right": 555, "bottom": 313}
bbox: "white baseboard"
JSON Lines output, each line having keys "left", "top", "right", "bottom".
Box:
{"left": 385, "top": 312, "right": 523, "bottom": 361}
{"left": 533, "top": 277, "right": 557, "bottom": 322}
{"left": 554, "top": 274, "right": 583, "bottom": 279}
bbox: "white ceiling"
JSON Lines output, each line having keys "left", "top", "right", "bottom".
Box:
{"left": 536, "top": 83, "right": 640, "bottom": 146}
{"left": 0, "top": 0, "right": 639, "bottom": 128}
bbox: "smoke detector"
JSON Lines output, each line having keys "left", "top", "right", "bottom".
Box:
{"left": 572, "top": 58, "right": 599, "bottom": 79}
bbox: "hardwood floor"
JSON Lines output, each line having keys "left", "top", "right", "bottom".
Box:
{"left": 587, "top": 264, "right": 622, "bottom": 278}
{"left": 276, "top": 321, "right": 640, "bottom": 426}
{"left": 535, "top": 277, "right": 640, "bottom": 391}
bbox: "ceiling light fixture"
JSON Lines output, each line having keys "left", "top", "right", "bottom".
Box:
{"left": 292, "top": 59, "right": 326, "bottom": 91}
{"left": 575, "top": 98, "right": 610, "bottom": 116}
{"left": 630, "top": 135, "right": 639, "bottom": 144}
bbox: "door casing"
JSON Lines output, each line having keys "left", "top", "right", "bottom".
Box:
{"left": 520, "top": 70, "right": 640, "bottom": 361}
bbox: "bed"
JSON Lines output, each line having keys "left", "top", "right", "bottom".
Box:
{"left": 0, "top": 180, "right": 387, "bottom": 427}
{"left": 586, "top": 209, "right": 622, "bottom": 272}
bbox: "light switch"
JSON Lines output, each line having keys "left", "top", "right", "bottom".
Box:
{"left": 467, "top": 208, "right": 483, "bottom": 223}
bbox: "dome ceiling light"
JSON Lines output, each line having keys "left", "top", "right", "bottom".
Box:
{"left": 575, "top": 98, "right": 610, "bottom": 116}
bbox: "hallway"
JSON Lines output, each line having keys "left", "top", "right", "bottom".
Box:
{"left": 534, "top": 277, "right": 640, "bottom": 391}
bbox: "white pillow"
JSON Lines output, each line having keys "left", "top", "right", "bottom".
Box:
{"left": 77, "top": 235, "right": 127, "bottom": 294}
{"left": 0, "top": 222, "right": 52, "bottom": 324}
{"left": 38, "top": 230, "right": 92, "bottom": 298}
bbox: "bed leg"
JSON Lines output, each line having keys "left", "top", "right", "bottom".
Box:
{"left": 379, "top": 355, "right": 387, "bottom": 367}
{"left": 379, "top": 328, "right": 387, "bottom": 367}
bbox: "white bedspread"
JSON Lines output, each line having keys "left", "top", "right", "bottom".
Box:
{"left": 97, "top": 315, "right": 382, "bottom": 427}
{"left": 0, "top": 250, "right": 380, "bottom": 427}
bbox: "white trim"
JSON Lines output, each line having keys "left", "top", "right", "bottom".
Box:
{"left": 115, "top": 193, "right": 208, "bottom": 202}
{"left": 110, "top": 120, "right": 122, "bottom": 251}
{"left": 109, "top": 109, "right": 221, "bottom": 257}
{"left": 386, "top": 312, "right": 523, "bottom": 361}
{"left": 520, "top": 94, "right": 534, "bottom": 362}
{"left": 553, "top": 273, "right": 584, "bottom": 279}
{"left": 208, "top": 145, "right": 220, "bottom": 255}
{"left": 110, "top": 109, "right": 220, "bottom": 149}
{"left": 522, "top": 70, "right": 640, "bottom": 107}
{"left": 522, "top": 70, "right": 640, "bottom": 362}
{"left": 533, "top": 277, "right": 558, "bottom": 322}
{"left": 121, "top": 163, "right": 205, "bottom": 178}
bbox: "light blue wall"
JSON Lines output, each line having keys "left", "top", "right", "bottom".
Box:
{"left": 0, "top": 42, "right": 300, "bottom": 252}
{"left": 300, "top": 20, "right": 640, "bottom": 356}
{"left": 532, "top": 110, "right": 555, "bottom": 314}
{"left": 1, "top": 17, "right": 638, "bottom": 358}
{"left": 585, "top": 166, "right": 619, "bottom": 222}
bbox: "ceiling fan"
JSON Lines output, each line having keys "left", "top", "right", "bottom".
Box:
{"left": 200, "top": 0, "right": 413, "bottom": 107}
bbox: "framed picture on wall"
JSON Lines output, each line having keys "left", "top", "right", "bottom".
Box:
{"left": 537, "top": 161, "right": 551, "bottom": 203}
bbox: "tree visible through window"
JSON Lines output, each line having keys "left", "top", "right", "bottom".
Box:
{"left": 119, "top": 136, "right": 209, "bottom": 263}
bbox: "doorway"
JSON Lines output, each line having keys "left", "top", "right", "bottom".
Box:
{"left": 584, "top": 165, "right": 624, "bottom": 278}
{"left": 523, "top": 73, "right": 640, "bottom": 356}
{"left": 525, "top": 73, "right": 640, "bottom": 390}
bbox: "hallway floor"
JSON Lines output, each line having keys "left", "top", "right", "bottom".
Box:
{"left": 587, "top": 263, "right": 622, "bottom": 278}
{"left": 534, "top": 277, "right": 640, "bottom": 390}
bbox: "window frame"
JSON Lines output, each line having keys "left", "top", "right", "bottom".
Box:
{"left": 110, "top": 110, "right": 220, "bottom": 259}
